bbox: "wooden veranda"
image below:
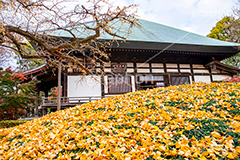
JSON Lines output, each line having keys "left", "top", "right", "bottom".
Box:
{"left": 39, "top": 96, "right": 103, "bottom": 115}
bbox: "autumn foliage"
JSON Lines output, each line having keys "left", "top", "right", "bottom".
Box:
{"left": 48, "top": 87, "right": 62, "bottom": 97}
{"left": 0, "top": 82, "right": 239, "bottom": 159}
{"left": 224, "top": 75, "right": 240, "bottom": 82}
{"left": 0, "top": 68, "right": 37, "bottom": 120}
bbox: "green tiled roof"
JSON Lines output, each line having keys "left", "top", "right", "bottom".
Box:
{"left": 47, "top": 19, "right": 238, "bottom": 47}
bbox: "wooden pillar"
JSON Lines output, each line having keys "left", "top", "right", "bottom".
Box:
{"left": 149, "top": 62, "right": 152, "bottom": 74}
{"left": 100, "top": 62, "right": 105, "bottom": 98}
{"left": 177, "top": 58, "right": 181, "bottom": 74}
{"left": 133, "top": 58, "right": 137, "bottom": 91}
{"left": 44, "top": 89, "right": 48, "bottom": 116}
{"left": 62, "top": 70, "right": 68, "bottom": 103}
{"left": 57, "top": 61, "right": 62, "bottom": 111}
{"left": 163, "top": 58, "right": 170, "bottom": 86}
{"left": 34, "top": 89, "right": 40, "bottom": 117}
{"left": 44, "top": 90, "right": 48, "bottom": 97}
{"left": 163, "top": 58, "right": 167, "bottom": 74}
{"left": 101, "top": 75, "right": 105, "bottom": 98}
{"left": 63, "top": 70, "right": 67, "bottom": 97}
{"left": 208, "top": 68, "right": 213, "bottom": 82}
{"left": 190, "top": 61, "right": 195, "bottom": 82}
{"left": 42, "top": 109, "right": 47, "bottom": 116}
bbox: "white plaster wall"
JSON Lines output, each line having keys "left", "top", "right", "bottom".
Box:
{"left": 166, "top": 63, "right": 177, "bottom": 68}
{"left": 96, "top": 68, "right": 101, "bottom": 73}
{"left": 104, "top": 76, "right": 108, "bottom": 93}
{"left": 194, "top": 76, "right": 211, "bottom": 83}
{"left": 137, "top": 69, "right": 150, "bottom": 73}
{"left": 212, "top": 75, "right": 231, "bottom": 81}
{"left": 193, "top": 64, "right": 204, "bottom": 68}
{"left": 193, "top": 69, "right": 209, "bottom": 74}
{"left": 137, "top": 63, "right": 149, "bottom": 67}
{"left": 180, "top": 69, "right": 191, "bottom": 73}
{"left": 68, "top": 75, "right": 101, "bottom": 97}
{"left": 131, "top": 75, "right": 136, "bottom": 92}
{"left": 180, "top": 64, "right": 190, "bottom": 68}
{"left": 189, "top": 76, "right": 193, "bottom": 84}
{"left": 104, "top": 62, "right": 111, "bottom": 67}
{"left": 105, "top": 95, "right": 116, "bottom": 97}
{"left": 152, "top": 69, "right": 164, "bottom": 73}
{"left": 127, "top": 68, "right": 134, "bottom": 73}
{"left": 152, "top": 63, "right": 163, "bottom": 67}
{"left": 104, "top": 68, "right": 111, "bottom": 72}
{"left": 167, "top": 69, "right": 178, "bottom": 72}
{"left": 127, "top": 63, "right": 134, "bottom": 67}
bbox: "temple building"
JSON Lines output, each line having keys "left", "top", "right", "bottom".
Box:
{"left": 23, "top": 19, "right": 240, "bottom": 115}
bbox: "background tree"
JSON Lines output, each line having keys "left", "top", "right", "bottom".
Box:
{"left": 0, "top": 68, "right": 37, "bottom": 119}
{"left": 15, "top": 57, "right": 44, "bottom": 72}
{"left": 14, "top": 43, "right": 44, "bottom": 72}
{"left": 0, "top": 47, "right": 13, "bottom": 68}
{"left": 207, "top": 16, "right": 240, "bottom": 69}
{"left": 0, "top": 0, "right": 138, "bottom": 73}
{"left": 207, "top": 16, "right": 240, "bottom": 42}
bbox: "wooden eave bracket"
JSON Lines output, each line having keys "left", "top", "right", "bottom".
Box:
{"left": 205, "top": 60, "right": 240, "bottom": 75}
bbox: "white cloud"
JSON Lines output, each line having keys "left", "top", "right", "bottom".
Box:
{"left": 113, "top": 0, "right": 238, "bottom": 36}
{"left": 63, "top": 0, "right": 238, "bottom": 36}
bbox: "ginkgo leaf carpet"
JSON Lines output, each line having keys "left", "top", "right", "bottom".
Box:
{"left": 0, "top": 83, "right": 239, "bottom": 160}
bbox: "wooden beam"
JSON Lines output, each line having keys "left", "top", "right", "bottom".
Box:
{"left": 57, "top": 62, "right": 62, "bottom": 111}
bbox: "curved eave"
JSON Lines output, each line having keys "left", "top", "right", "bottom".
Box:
{"left": 50, "top": 35, "right": 239, "bottom": 54}
{"left": 22, "top": 64, "right": 47, "bottom": 80}
{"left": 111, "top": 40, "right": 239, "bottom": 54}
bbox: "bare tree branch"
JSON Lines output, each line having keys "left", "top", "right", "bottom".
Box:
{"left": 0, "top": 0, "right": 139, "bottom": 73}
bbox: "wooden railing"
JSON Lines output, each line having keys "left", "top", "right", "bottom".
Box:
{"left": 42, "top": 96, "right": 103, "bottom": 106}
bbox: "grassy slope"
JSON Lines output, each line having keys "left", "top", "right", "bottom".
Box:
{"left": 0, "top": 82, "right": 240, "bottom": 160}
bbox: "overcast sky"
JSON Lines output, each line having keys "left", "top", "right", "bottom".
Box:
{"left": 110, "top": 0, "right": 238, "bottom": 36}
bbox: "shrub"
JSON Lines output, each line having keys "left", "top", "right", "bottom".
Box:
{"left": 0, "top": 67, "right": 37, "bottom": 119}
{"left": 224, "top": 75, "right": 240, "bottom": 82}
{"left": 0, "top": 120, "right": 28, "bottom": 129}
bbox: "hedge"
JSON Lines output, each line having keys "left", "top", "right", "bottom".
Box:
{"left": 0, "top": 120, "right": 28, "bottom": 129}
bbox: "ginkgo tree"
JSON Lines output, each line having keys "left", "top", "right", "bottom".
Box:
{"left": 0, "top": 0, "right": 138, "bottom": 73}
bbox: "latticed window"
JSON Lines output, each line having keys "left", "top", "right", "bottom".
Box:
{"left": 137, "top": 75, "right": 165, "bottom": 90}
{"left": 170, "top": 76, "right": 190, "bottom": 86}
{"left": 108, "top": 76, "right": 132, "bottom": 94}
